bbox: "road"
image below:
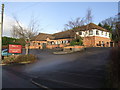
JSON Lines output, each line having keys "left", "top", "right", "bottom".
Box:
{"left": 2, "top": 48, "right": 111, "bottom": 88}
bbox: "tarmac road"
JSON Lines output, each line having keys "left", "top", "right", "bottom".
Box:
{"left": 2, "top": 47, "right": 111, "bottom": 88}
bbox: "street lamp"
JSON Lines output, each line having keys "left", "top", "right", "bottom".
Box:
{"left": 0, "top": 4, "right": 4, "bottom": 61}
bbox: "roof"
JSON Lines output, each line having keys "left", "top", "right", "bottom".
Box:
{"left": 31, "top": 33, "right": 55, "bottom": 41}
{"left": 52, "top": 30, "right": 75, "bottom": 39}
{"left": 74, "top": 23, "right": 110, "bottom": 32}
{"left": 31, "top": 23, "right": 110, "bottom": 41}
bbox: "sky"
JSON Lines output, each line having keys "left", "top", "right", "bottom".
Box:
{"left": 0, "top": 2, "right": 119, "bottom": 37}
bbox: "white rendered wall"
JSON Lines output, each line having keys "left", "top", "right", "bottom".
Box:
{"left": 76, "top": 29, "right": 110, "bottom": 38}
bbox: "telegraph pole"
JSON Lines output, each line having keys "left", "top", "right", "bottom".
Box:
{"left": 0, "top": 4, "right": 4, "bottom": 61}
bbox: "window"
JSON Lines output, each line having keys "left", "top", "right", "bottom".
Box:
{"left": 105, "top": 32, "right": 107, "bottom": 36}
{"left": 102, "top": 41, "right": 104, "bottom": 44}
{"left": 86, "top": 31, "right": 88, "bottom": 35}
{"left": 109, "top": 33, "right": 111, "bottom": 37}
{"left": 66, "top": 40, "right": 68, "bottom": 43}
{"left": 99, "top": 41, "right": 101, "bottom": 44}
{"left": 68, "top": 40, "right": 70, "bottom": 43}
{"left": 55, "top": 41, "right": 58, "bottom": 44}
{"left": 98, "top": 41, "right": 101, "bottom": 46}
{"left": 62, "top": 41, "right": 64, "bottom": 44}
{"left": 79, "top": 31, "right": 82, "bottom": 35}
{"left": 102, "top": 41, "right": 105, "bottom": 47}
{"left": 96, "top": 30, "right": 99, "bottom": 35}
{"left": 76, "top": 32, "right": 79, "bottom": 35}
{"left": 101, "top": 31, "right": 103, "bottom": 35}
{"left": 89, "top": 30, "right": 93, "bottom": 35}
{"left": 63, "top": 41, "right": 65, "bottom": 44}
{"left": 52, "top": 42, "right": 54, "bottom": 45}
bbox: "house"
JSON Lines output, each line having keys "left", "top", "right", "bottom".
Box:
{"left": 29, "top": 23, "right": 113, "bottom": 49}
{"left": 75, "top": 23, "right": 112, "bottom": 47}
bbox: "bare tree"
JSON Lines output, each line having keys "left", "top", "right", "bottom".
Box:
{"left": 100, "top": 16, "right": 118, "bottom": 30}
{"left": 83, "top": 8, "right": 93, "bottom": 47}
{"left": 64, "top": 17, "right": 85, "bottom": 41}
{"left": 85, "top": 8, "right": 93, "bottom": 24}
{"left": 113, "top": 13, "right": 120, "bottom": 47}
{"left": 99, "top": 14, "right": 119, "bottom": 47}
{"left": 11, "top": 16, "right": 39, "bottom": 55}
{"left": 64, "top": 17, "right": 85, "bottom": 31}
{"left": 63, "top": 8, "right": 93, "bottom": 47}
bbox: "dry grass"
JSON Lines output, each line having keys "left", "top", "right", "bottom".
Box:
{"left": 2, "top": 54, "right": 37, "bottom": 64}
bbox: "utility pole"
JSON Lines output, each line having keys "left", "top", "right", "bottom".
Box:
{"left": 0, "top": 4, "right": 4, "bottom": 61}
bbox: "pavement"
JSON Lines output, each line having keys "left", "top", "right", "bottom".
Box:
{"left": 2, "top": 47, "right": 111, "bottom": 88}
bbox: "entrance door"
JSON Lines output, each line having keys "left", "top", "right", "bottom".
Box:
{"left": 42, "top": 43, "right": 46, "bottom": 49}
{"left": 102, "top": 41, "right": 105, "bottom": 47}
{"left": 110, "top": 42, "right": 114, "bottom": 47}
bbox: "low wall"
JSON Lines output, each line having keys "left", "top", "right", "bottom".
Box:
{"left": 46, "top": 45, "right": 59, "bottom": 49}
{"left": 29, "top": 45, "right": 42, "bottom": 49}
{"left": 64, "top": 46, "right": 84, "bottom": 52}
{"left": 29, "top": 43, "right": 70, "bottom": 49}
{"left": 46, "top": 44, "right": 70, "bottom": 49}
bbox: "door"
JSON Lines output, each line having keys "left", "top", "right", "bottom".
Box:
{"left": 110, "top": 42, "right": 114, "bottom": 47}
{"left": 42, "top": 43, "right": 46, "bottom": 49}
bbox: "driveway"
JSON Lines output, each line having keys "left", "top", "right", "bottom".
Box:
{"left": 2, "top": 47, "right": 111, "bottom": 88}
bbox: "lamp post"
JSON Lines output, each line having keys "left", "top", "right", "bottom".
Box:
{"left": 0, "top": 4, "right": 4, "bottom": 61}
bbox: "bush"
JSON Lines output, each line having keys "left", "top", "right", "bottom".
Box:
{"left": 107, "top": 47, "right": 120, "bottom": 88}
{"left": 70, "top": 39, "right": 83, "bottom": 46}
{"left": 2, "top": 54, "right": 37, "bottom": 64}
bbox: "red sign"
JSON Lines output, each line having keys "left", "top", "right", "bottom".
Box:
{"left": 9, "top": 44, "right": 22, "bottom": 53}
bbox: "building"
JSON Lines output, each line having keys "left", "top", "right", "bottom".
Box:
{"left": 29, "top": 30, "right": 75, "bottom": 49}
{"left": 29, "top": 23, "right": 113, "bottom": 49}
{"left": 75, "top": 23, "right": 112, "bottom": 47}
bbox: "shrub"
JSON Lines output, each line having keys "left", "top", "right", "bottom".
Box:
{"left": 70, "top": 39, "right": 83, "bottom": 46}
{"left": 107, "top": 47, "right": 120, "bottom": 88}
{"left": 2, "top": 54, "right": 37, "bottom": 64}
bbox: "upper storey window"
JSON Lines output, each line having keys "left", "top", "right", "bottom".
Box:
{"left": 109, "top": 33, "right": 111, "bottom": 37}
{"left": 105, "top": 32, "right": 107, "bottom": 36}
{"left": 96, "top": 30, "right": 99, "bottom": 35}
{"left": 89, "top": 30, "right": 93, "bottom": 35}
{"left": 79, "top": 31, "right": 82, "bottom": 35}
{"left": 101, "top": 31, "right": 103, "bottom": 35}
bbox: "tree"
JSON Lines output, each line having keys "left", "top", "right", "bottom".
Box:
{"left": 99, "top": 14, "right": 119, "bottom": 45}
{"left": 11, "top": 16, "right": 40, "bottom": 55}
{"left": 84, "top": 8, "right": 93, "bottom": 47}
{"left": 112, "top": 21, "right": 120, "bottom": 46}
{"left": 64, "top": 17, "right": 85, "bottom": 31}
{"left": 98, "top": 23, "right": 102, "bottom": 27}
{"left": 85, "top": 8, "right": 93, "bottom": 25}
{"left": 64, "top": 8, "right": 93, "bottom": 47}
{"left": 64, "top": 17, "right": 85, "bottom": 42}
{"left": 99, "top": 16, "right": 118, "bottom": 31}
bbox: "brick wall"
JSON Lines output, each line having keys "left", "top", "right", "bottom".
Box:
{"left": 83, "top": 36, "right": 96, "bottom": 47}
{"left": 29, "top": 36, "right": 112, "bottom": 49}
{"left": 64, "top": 46, "right": 84, "bottom": 52}
{"left": 94, "top": 36, "right": 111, "bottom": 47}
{"left": 83, "top": 36, "right": 111, "bottom": 47}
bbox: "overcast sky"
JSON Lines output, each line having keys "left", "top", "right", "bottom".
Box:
{"left": 0, "top": 2, "right": 118, "bottom": 37}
